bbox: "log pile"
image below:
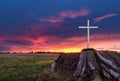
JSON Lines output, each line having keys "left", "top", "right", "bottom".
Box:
{"left": 51, "top": 48, "right": 120, "bottom": 81}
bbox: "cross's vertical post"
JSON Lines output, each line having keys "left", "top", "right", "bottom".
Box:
{"left": 87, "top": 20, "right": 90, "bottom": 48}
{"left": 78, "top": 19, "right": 98, "bottom": 48}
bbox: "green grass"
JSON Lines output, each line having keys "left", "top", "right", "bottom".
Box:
{"left": 0, "top": 55, "right": 56, "bottom": 81}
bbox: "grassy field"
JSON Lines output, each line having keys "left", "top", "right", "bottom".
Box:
{"left": 0, "top": 54, "right": 58, "bottom": 81}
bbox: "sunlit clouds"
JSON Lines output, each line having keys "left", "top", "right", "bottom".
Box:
{"left": 40, "top": 7, "right": 90, "bottom": 23}
{"left": 94, "top": 14, "right": 119, "bottom": 22}
{"left": 0, "top": 33, "right": 119, "bottom": 52}
{"left": 0, "top": 0, "right": 120, "bottom": 52}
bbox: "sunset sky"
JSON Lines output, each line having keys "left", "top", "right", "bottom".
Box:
{"left": 0, "top": 0, "right": 120, "bottom": 52}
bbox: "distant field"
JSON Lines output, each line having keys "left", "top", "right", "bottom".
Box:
{"left": 0, "top": 54, "right": 58, "bottom": 81}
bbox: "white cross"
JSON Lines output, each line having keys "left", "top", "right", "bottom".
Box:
{"left": 78, "top": 19, "right": 98, "bottom": 48}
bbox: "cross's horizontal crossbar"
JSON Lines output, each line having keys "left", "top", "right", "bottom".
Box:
{"left": 78, "top": 26, "right": 98, "bottom": 28}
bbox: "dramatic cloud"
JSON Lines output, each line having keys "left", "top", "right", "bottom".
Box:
{"left": 0, "top": 46, "right": 11, "bottom": 51}
{"left": 94, "top": 14, "right": 119, "bottom": 22}
{"left": 40, "top": 7, "right": 90, "bottom": 23}
{"left": 60, "top": 7, "right": 90, "bottom": 18}
{"left": 40, "top": 17, "right": 63, "bottom": 23}
{"left": 3, "top": 39, "right": 34, "bottom": 46}
{"left": 0, "top": 33, "right": 119, "bottom": 52}
{"left": 0, "top": 0, "right": 119, "bottom": 52}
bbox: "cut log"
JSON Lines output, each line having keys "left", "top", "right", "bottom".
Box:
{"left": 51, "top": 48, "right": 120, "bottom": 81}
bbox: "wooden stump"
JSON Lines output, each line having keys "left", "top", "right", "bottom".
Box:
{"left": 51, "top": 49, "right": 120, "bottom": 81}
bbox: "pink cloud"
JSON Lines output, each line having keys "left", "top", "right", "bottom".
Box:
{"left": 94, "top": 13, "right": 118, "bottom": 22}
{"left": 40, "top": 7, "right": 90, "bottom": 23}
{"left": 40, "top": 16, "right": 63, "bottom": 23}
{"left": 60, "top": 7, "right": 89, "bottom": 18}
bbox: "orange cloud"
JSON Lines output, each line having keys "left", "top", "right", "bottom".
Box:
{"left": 1, "top": 33, "right": 119, "bottom": 53}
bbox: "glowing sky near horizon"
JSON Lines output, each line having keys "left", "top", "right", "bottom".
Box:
{"left": 0, "top": 0, "right": 120, "bottom": 52}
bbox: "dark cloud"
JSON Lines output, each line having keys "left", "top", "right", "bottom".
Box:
{"left": 0, "top": 46, "right": 11, "bottom": 51}
{"left": 3, "top": 39, "right": 34, "bottom": 46}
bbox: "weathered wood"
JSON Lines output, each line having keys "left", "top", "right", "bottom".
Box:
{"left": 51, "top": 49, "right": 120, "bottom": 81}
{"left": 73, "top": 50, "right": 87, "bottom": 76}
{"left": 107, "top": 51, "right": 120, "bottom": 66}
